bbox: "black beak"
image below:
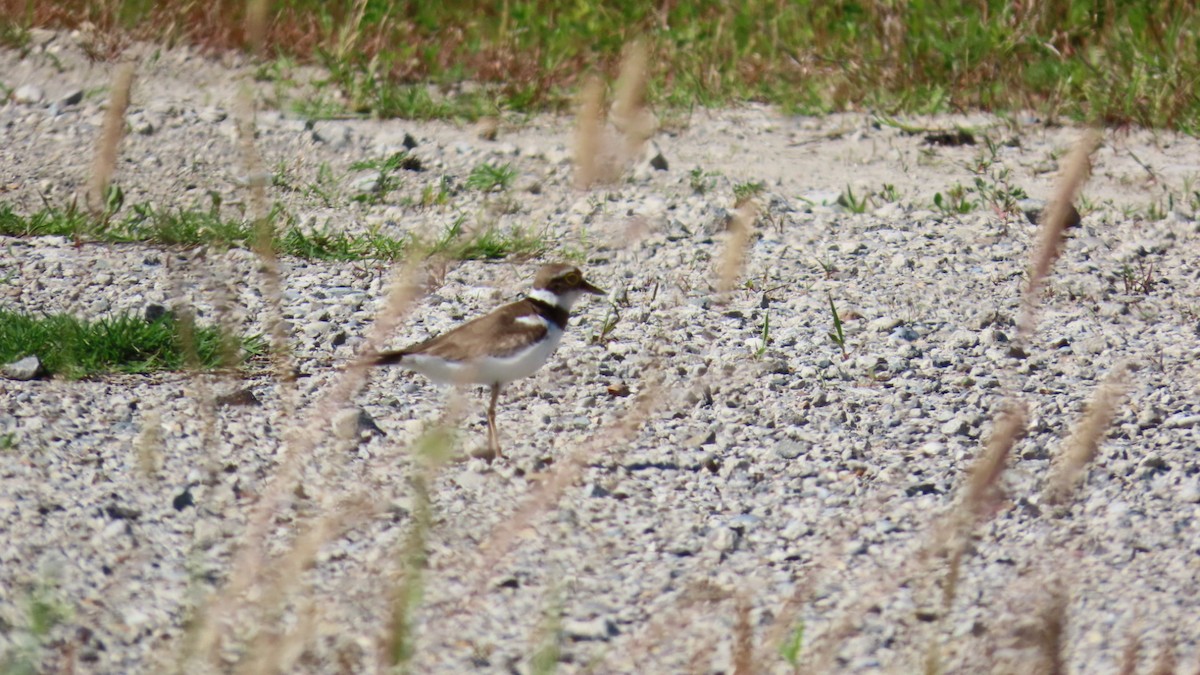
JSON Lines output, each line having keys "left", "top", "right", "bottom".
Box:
{"left": 580, "top": 278, "right": 606, "bottom": 296}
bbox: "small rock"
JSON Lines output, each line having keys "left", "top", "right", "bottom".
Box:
{"left": 949, "top": 330, "right": 979, "bottom": 349}
{"left": 351, "top": 171, "right": 382, "bottom": 193}
{"left": 1021, "top": 198, "right": 1081, "bottom": 229}
{"left": 646, "top": 149, "right": 668, "bottom": 171}
{"left": 105, "top": 503, "right": 142, "bottom": 520}
{"left": 355, "top": 410, "right": 386, "bottom": 437}
{"left": 59, "top": 89, "right": 84, "bottom": 106}
{"left": 711, "top": 526, "right": 739, "bottom": 553}
{"left": 332, "top": 408, "right": 362, "bottom": 440}
{"left": 1163, "top": 414, "right": 1200, "bottom": 429}
{"left": 941, "top": 417, "right": 971, "bottom": 436}
{"left": 782, "top": 520, "right": 809, "bottom": 540}
{"left": 868, "top": 317, "right": 903, "bottom": 332}
{"left": 3, "top": 356, "right": 42, "bottom": 380}
{"left": 545, "top": 146, "right": 571, "bottom": 165}
{"left": 130, "top": 113, "right": 158, "bottom": 135}
{"left": 172, "top": 489, "right": 194, "bottom": 511}
{"left": 1179, "top": 479, "right": 1200, "bottom": 504}
{"left": 890, "top": 326, "right": 920, "bottom": 342}
{"left": 469, "top": 444, "right": 498, "bottom": 462}
{"left": 198, "top": 107, "right": 228, "bottom": 123}
{"left": 143, "top": 304, "right": 168, "bottom": 322}
{"left": 606, "top": 382, "right": 631, "bottom": 397}
{"left": 1137, "top": 408, "right": 1162, "bottom": 429}
{"left": 12, "top": 84, "right": 44, "bottom": 104}
{"left": 971, "top": 309, "right": 1010, "bottom": 330}
{"left": 775, "top": 439, "right": 810, "bottom": 460}
{"left": 215, "top": 388, "right": 259, "bottom": 407}
{"left": 312, "top": 123, "right": 351, "bottom": 147}
{"left": 476, "top": 116, "right": 499, "bottom": 141}
{"left": 633, "top": 141, "right": 668, "bottom": 178}
{"left": 563, "top": 617, "right": 617, "bottom": 641}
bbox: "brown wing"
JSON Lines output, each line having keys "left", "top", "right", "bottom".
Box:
{"left": 377, "top": 300, "right": 547, "bottom": 364}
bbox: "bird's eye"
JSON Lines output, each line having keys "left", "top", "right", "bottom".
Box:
{"left": 564, "top": 272, "right": 581, "bottom": 285}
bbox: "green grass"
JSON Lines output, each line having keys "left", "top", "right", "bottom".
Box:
{"left": 431, "top": 218, "right": 547, "bottom": 260}
{"left": 465, "top": 162, "right": 517, "bottom": 193}
{"left": 0, "top": 203, "right": 546, "bottom": 262}
{"left": 0, "top": 581, "right": 71, "bottom": 675}
{"left": 0, "top": 308, "right": 263, "bottom": 378}
{"left": 827, "top": 294, "right": 848, "bottom": 362}
{"left": 3, "top": 1, "right": 1199, "bottom": 128}
{"left": 733, "top": 181, "right": 766, "bottom": 204}
{"left": 349, "top": 151, "right": 423, "bottom": 205}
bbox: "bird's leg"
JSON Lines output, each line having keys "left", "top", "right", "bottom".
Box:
{"left": 487, "top": 384, "right": 502, "bottom": 459}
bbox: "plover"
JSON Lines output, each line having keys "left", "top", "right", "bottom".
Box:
{"left": 375, "top": 263, "right": 605, "bottom": 457}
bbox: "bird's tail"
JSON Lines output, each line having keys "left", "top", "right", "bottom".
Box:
{"left": 374, "top": 350, "right": 407, "bottom": 366}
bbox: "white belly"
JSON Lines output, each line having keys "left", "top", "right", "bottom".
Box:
{"left": 402, "top": 326, "right": 564, "bottom": 386}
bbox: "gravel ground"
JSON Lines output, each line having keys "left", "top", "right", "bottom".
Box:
{"left": 2, "top": 34, "right": 1199, "bottom": 674}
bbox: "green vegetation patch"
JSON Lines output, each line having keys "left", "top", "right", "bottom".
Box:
{"left": 4, "top": 1, "right": 1199, "bottom": 129}
{"left": 0, "top": 203, "right": 545, "bottom": 262}
{"left": 0, "top": 308, "right": 263, "bottom": 378}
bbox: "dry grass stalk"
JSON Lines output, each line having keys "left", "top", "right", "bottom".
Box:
{"left": 1043, "top": 362, "right": 1130, "bottom": 505}
{"left": 962, "top": 401, "right": 1028, "bottom": 525}
{"left": 182, "top": 262, "right": 425, "bottom": 669}
{"left": 923, "top": 642, "right": 942, "bottom": 675}
{"left": 717, "top": 201, "right": 759, "bottom": 294}
{"left": 1149, "top": 634, "right": 1177, "bottom": 675}
{"left": 236, "top": 496, "right": 378, "bottom": 675}
{"left": 603, "top": 581, "right": 735, "bottom": 672}
{"left": 134, "top": 409, "right": 164, "bottom": 478}
{"left": 331, "top": 0, "right": 372, "bottom": 63}
{"left": 249, "top": 599, "right": 317, "bottom": 675}
{"left": 611, "top": 39, "right": 655, "bottom": 161}
{"left": 1034, "top": 587, "right": 1069, "bottom": 675}
{"left": 379, "top": 406, "right": 466, "bottom": 669}
{"left": 733, "top": 593, "right": 755, "bottom": 675}
{"left": 244, "top": 0, "right": 269, "bottom": 54}
{"left": 1016, "top": 129, "right": 1101, "bottom": 341}
{"left": 804, "top": 405, "right": 1026, "bottom": 671}
{"left": 926, "top": 401, "right": 1025, "bottom": 671}
{"left": 759, "top": 577, "right": 815, "bottom": 669}
{"left": 381, "top": 474, "right": 432, "bottom": 670}
{"left": 573, "top": 75, "right": 605, "bottom": 190}
{"left": 164, "top": 257, "right": 224, "bottom": 479}
{"left": 86, "top": 62, "right": 134, "bottom": 215}
{"left": 686, "top": 636, "right": 719, "bottom": 673}
{"left": 234, "top": 86, "right": 296, "bottom": 418}
{"left": 434, "top": 377, "right": 661, "bottom": 623}
{"left": 1118, "top": 623, "right": 1141, "bottom": 675}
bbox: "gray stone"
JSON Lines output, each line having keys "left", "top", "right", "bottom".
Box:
{"left": 312, "top": 123, "right": 351, "bottom": 147}
{"left": 12, "top": 84, "right": 44, "bottom": 104}
{"left": 775, "top": 439, "right": 809, "bottom": 460}
{"left": 710, "top": 526, "right": 739, "bottom": 552}
{"left": 868, "top": 316, "right": 903, "bottom": 332}
{"left": 198, "top": 106, "right": 228, "bottom": 123}
{"left": 1164, "top": 414, "right": 1200, "bottom": 429}
{"left": 59, "top": 89, "right": 84, "bottom": 106}
{"left": 940, "top": 417, "right": 971, "bottom": 436}
{"left": 351, "top": 171, "right": 382, "bottom": 193}
{"left": 563, "top": 617, "right": 617, "bottom": 641}
{"left": 3, "top": 356, "right": 42, "bottom": 380}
